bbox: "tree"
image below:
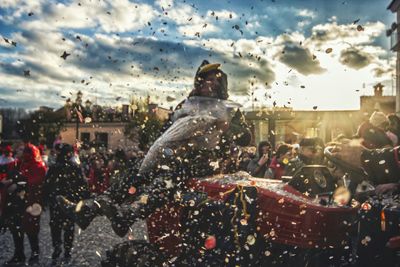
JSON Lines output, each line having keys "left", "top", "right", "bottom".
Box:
{"left": 17, "top": 109, "right": 64, "bottom": 146}
{"left": 124, "top": 112, "right": 163, "bottom": 151}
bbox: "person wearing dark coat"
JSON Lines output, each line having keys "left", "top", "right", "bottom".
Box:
{"left": 333, "top": 142, "right": 400, "bottom": 194}
{"left": 247, "top": 141, "right": 272, "bottom": 177}
{"left": 57, "top": 60, "right": 252, "bottom": 238}
{"left": 43, "top": 143, "right": 90, "bottom": 261}
{"left": 285, "top": 137, "right": 324, "bottom": 176}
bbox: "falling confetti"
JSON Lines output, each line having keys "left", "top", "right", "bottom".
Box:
{"left": 60, "top": 51, "right": 71, "bottom": 60}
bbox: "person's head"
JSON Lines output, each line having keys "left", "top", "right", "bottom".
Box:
{"left": 388, "top": 114, "right": 400, "bottom": 133}
{"left": 356, "top": 121, "right": 392, "bottom": 149}
{"left": 369, "top": 111, "right": 389, "bottom": 130}
{"left": 291, "top": 144, "right": 299, "bottom": 158}
{"left": 299, "top": 137, "right": 324, "bottom": 161}
{"left": 56, "top": 143, "right": 74, "bottom": 163}
{"left": 190, "top": 60, "right": 228, "bottom": 100}
{"left": 275, "top": 144, "right": 293, "bottom": 164}
{"left": 114, "top": 148, "right": 128, "bottom": 163}
{"left": 3, "top": 145, "right": 13, "bottom": 158}
{"left": 92, "top": 153, "right": 105, "bottom": 168}
{"left": 22, "top": 143, "right": 42, "bottom": 163}
{"left": 258, "top": 140, "right": 271, "bottom": 157}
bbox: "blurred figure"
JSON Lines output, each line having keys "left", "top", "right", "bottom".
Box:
{"left": 221, "top": 145, "right": 242, "bottom": 173}
{"left": 0, "top": 145, "right": 15, "bottom": 165}
{"left": 286, "top": 137, "right": 324, "bottom": 176}
{"left": 0, "top": 145, "right": 16, "bottom": 228}
{"left": 247, "top": 141, "right": 272, "bottom": 178}
{"left": 71, "top": 141, "right": 82, "bottom": 166}
{"left": 43, "top": 143, "right": 90, "bottom": 262}
{"left": 38, "top": 143, "right": 48, "bottom": 167}
{"left": 238, "top": 146, "right": 256, "bottom": 171}
{"left": 387, "top": 113, "right": 400, "bottom": 146}
{"left": 108, "top": 148, "right": 128, "bottom": 186}
{"left": 88, "top": 154, "right": 110, "bottom": 194}
{"left": 356, "top": 112, "right": 392, "bottom": 149}
{"left": 264, "top": 144, "right": 293, "bottom": 179}
{"left": 1, "top": 144, "right": 46, "bottom": 265}
{"left": 57, "top": 60, "right": 251, "bottom": 238}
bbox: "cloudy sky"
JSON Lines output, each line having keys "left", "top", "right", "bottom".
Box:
{"left": 0, "top": 0, "right": 396, "bottom": 110}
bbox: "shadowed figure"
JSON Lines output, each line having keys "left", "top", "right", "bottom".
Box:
{"left": 57, "top": 60, "right": 251, "bottom": 238}
{"left": 43, "top": 143, "right": 90, "bottom": 262}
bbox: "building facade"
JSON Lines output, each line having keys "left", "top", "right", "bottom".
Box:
{"left": 60, "top": 122, "right": 139, "bottom": 151}
{"left": 245, "top": 109, "right": 363, "bottom": 147}
{"left": 59, "top": 103, "right": 171, "bottom": 151}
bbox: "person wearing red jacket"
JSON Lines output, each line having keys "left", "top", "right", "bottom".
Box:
{"left": 87, "top": 155, "right": 110, "bottom": 194}
{"left": 264, "top": 144, "right": 293, "bottom": 179}
{"left": 1, "top": 143, "right": 47, "bottom": 266}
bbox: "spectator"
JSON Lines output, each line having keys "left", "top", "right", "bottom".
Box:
{"left": 247, "top": 141, "right": 272, "bottom": 178}
{"left": 221, "top": 145, "right": 241, "bottom": 173}
{"left": 356, "top": 112, "right": 393, "bottom": 149}
{"left": 88, "top": 154, "right": 110, "bottom": 194}
{"left": 108, "top": 148, "right": 128, "bottom": 186}
{"left": 264, "top": 144, "right": 293, "bottom": 179}
{"left": 238, "top": 146, "right": 256, "bottom": 171}
{"left": 43, "top": 144, "right": 90, "bottom": 262}
{"left": 0, "top": 145, "right": 15, "bottom": 165}
{"left": 286, "top": 137, "right": 324, "bottom": 176}
{"left": 0, "top": 145, "right": 16, "bottom": 225}
{"left": 387, "top": 114, "right": 400, "bottom": 146}
{"left": 1, "top": 144, "right": 47, "bottom": 265}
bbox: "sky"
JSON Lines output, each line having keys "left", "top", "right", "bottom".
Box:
{"left": 0, "top": 0, "right": 396, "bottom": 111}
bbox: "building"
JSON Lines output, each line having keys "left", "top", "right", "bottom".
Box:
{"left": 360, "top": 83, "right": 396, "bottom": 115}
{"left": 59, "top": 103, "right": 171, "bottom": 150}
{"left": 245, "top": 108, "right": 363, "bottom": 146}
{"left": 60, "top": 121, "right": 139, "bottom": 151}
{"left": 247, "top": 82, "right": 396, "bottom": 146}
{"left": 388, "top": 0, "right": 400, "bottom": 114}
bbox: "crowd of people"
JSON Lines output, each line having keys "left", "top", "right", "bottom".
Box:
{"left": 242, "top": 110, "right": 400, "bottom": 181}
{"left": 1, "top": 59, "right": 400, "bottom": 266}
{"left": 0, "top": 140, "right": 145, "bottom": 265}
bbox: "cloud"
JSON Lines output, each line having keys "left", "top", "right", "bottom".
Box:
{"left": 155, "top": 0, "right": 174, "bottom": 9}
{"left": 373, "top": 66, "right": 394, "bottom": 78}
{"left": 297, "top": 9, "right": 315, "bottom": 19}
{"left": 310, "top": 21, "right": 385, "bottom": 46}
{"left": 0, "top": 0, "right": 395, "bottom": 110}
{"left": 277, "top": 42, "right": 325, "bottom": 75}
{"left": 0, "top": 0, "right": 44, "bottom": 24}
{"left": 339, "top": 48, "right": 373, "bottom": 70}
{"left": 17, "top": 0, "right": 157, "bottom": 33}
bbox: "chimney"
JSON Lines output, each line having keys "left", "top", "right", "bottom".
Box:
{"left": 122, "top": 104, "right": 129, "bottom": 121}
{"left": 373, "top": 83, "right": 384, "bottom": 97}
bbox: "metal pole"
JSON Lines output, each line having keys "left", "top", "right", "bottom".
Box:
{"left": 76, "top": 119, "right": 79, "bottom": 140}
{"left": 268, "top": 115, "right": 276, "bottom": 149}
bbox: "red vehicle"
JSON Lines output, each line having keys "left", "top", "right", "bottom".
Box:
{"left": 103, "top": 163, "right": 360, "bottom": 267}
{"left": 148, "top": 171, "right": 357, "bottom": 252}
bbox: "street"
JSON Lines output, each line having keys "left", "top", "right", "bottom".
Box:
{"left": 0, "top": 211, "right": 147, "bottom": 266}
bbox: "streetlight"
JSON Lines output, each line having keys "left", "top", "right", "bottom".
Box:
{"left": 73, "top": 91, "right": 84, "bottom": 140}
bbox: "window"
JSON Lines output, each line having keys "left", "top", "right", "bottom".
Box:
{"left": 80, "top": 132, "right": 90, "bottom": 145}
{"left": 95, "top": 132, "right": 108, "bottom": 148}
